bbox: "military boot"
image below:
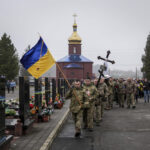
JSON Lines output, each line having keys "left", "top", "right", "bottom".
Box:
{"left": 132, "top": 106, "right": 136, "bottom": 109}
{"left": 75, "top": 128, "right": 81, "bottom": 138}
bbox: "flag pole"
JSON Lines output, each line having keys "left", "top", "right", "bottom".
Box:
{"left": 55, "top": 62, "right": 82, "bottom": 106}
{"left": 35, "top": 34, "right": 81, "bottom": 106}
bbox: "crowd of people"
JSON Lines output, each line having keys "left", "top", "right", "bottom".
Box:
{"left": 65, "top": 76, "right": 150, "bottom": 138}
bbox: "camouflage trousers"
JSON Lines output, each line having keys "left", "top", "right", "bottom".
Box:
{"left": 107, "top": 94, "right": 114, "bottom": 108}
{"left": 83, "top": 104, "right": 94, "bottom": 129}
{"left": 72, "top": 110, "right": 83, "bottom": 131}
{"left": 94, "top": 105, "right": 102, "bottom": 123}
{"left": 118, "top": 94, "right": 124, "bottom": 107}
{"left": 126, "top": 94, "right": 135, "bottom": 107}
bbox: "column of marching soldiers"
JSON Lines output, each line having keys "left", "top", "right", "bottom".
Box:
{"left": 65, "top": 76, "right": 138, "bottom": 137}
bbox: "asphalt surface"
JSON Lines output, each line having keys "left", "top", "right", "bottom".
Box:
{"left": 51, "top": 99, "right": 150, "bottom": 150}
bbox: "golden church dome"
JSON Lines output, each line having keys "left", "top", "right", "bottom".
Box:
{"left": 68, "top": 22, "right": 82, "bottom": 44}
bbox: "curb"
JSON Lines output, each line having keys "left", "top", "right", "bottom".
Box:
{"left": 40, "top": 108, "right": 70, "bottom": 150}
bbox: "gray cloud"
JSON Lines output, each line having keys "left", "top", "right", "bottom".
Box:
{"left": 0, "top": 0, "right": 150, "bottom": 71}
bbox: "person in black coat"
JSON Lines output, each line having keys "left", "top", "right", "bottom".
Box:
{"left": 143, "top": 78, "right": 149, "bottom": 103}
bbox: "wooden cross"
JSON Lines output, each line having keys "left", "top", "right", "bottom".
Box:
{"left": 96, "top": 50, "right": 115, "bottom": 87}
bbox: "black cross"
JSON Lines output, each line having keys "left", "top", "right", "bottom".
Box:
{"left": 96, "top": 50, "right": 115, "bottom": 87}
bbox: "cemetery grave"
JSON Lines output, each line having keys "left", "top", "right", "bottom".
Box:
{"left": 0, "top": 76, "right": 13, "bottom": 150}
{"left": 1, "top": 76, "right": 72, "bottom": 142}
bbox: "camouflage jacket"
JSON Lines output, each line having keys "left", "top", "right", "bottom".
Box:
{"left": 97, "top": 82, "right": 109, "bottom": 101}
{"left": 94, "top": 85, "right": 101, "bottom": 105}
{"left": 125, "top": 81, "right": 136, "bottom": 94}
{"left": 65, "top": 87, "right": 85, "bottom": 113}
{"left": 107, "top": 81, "right": 114, "bottom": 95}
{"left": 83, "top": 84, "right": 97, "bottom": 105}
{"left": 135, "top": 83, "right": 139, "bottom": 94}
{"left": 117, "top": 82, "right": 125, "bottom": 94}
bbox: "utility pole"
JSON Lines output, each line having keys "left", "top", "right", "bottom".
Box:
{"left": 136, "top": 67, "right": 138, "bottom": 80}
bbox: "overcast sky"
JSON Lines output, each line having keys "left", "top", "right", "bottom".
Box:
{"left": 0, "top": 0, "right": 150, "bottom": 71}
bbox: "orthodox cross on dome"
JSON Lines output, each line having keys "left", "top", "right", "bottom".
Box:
{"left": 73, "top": 13, "right": 77, "bottom": 23}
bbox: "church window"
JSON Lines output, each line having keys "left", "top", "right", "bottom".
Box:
{"left": 73, "top": 47, "right": 76, "bottom": 54}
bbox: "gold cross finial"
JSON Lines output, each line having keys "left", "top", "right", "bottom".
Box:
{"left": 73, "top": 13, "right": 77, "bottom": 23}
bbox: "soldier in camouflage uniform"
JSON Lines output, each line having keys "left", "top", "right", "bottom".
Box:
{"left": 93, "top": 79, "right": 102, "bottom": 126}
{"left": 83, "top": 78, "right": 97, "bottom": 131}
{"left": 104, "top": 75, "right": 111, "bottom": 110}
{"left": 65, "top": 80, "right": 85, "bottom": 137}
{"left": 125, "top": 78, "right": 136, "bottom": 109}
{"left": 114, "top": 79, "right": 119, "bottom": 105}
{"left": 107, "top": 77, "right": 114, "bottom": 109}
{"left": 117, "top": 78, "right": 125, "bottom": 108}
{"left": 98, "top": 77, "right": 109, "bottom": 118}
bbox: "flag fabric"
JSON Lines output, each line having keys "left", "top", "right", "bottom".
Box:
{"left": 20, "top": 37, "right": 55, "bottom": 79}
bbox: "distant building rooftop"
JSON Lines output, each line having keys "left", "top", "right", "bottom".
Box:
{"left": 64, "top": 63, "right": 83, "bottom": 69}
{"left": 57, "top": 54, "right": 93, "bottom": 63}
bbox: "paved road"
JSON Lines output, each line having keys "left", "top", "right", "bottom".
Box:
{"left": 51, "top": 99, "right": 150, "bottom": 150}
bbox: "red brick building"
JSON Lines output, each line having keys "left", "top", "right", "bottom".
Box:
{"left": 56, "top": 21, "right": 93, "bottom": 80}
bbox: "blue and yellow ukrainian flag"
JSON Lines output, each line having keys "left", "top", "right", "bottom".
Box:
{"left": 20, "top": 37, "right": 55, "bottom": 79}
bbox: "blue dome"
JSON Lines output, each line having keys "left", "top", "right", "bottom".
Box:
{"left": 57, "top": 54, "right": 93, "bottom": 63}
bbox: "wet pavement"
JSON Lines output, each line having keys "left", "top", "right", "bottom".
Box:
{"left": 51, "top": 99, "right": 150, "bottom": 150}
{"left": 9, "top": 100, "right": 70, "bottom": 150}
